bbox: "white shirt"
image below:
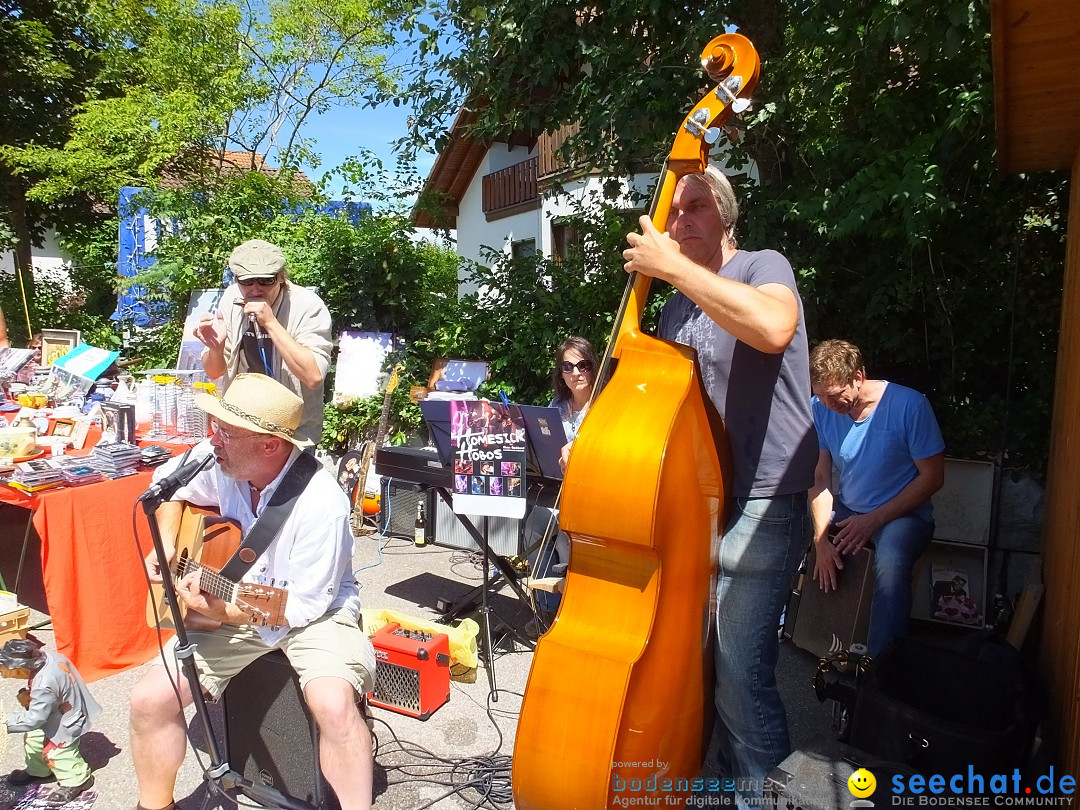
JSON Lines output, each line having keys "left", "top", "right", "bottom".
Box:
{"left": 153, "top": 440, "right": 359, "bottom": 645}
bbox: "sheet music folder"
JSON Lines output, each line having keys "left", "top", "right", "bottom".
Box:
{"left": 515, "top": 404, "right": 567, "bottom": 481}
{"left": 418, "top": 399, "right": 455, "bottom": 465}
{"left": 419, "top": 400, "right": 568, "bottom": 482}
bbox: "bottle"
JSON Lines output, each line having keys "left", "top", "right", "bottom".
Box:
{"left": 414, "top": 501, "right": 426, "bottom": 547}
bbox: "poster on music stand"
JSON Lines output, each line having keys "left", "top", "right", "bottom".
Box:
{"left": 449, "top": 399, "right": 527, "bottom": 518}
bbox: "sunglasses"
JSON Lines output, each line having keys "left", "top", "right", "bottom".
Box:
{"left": 237, "top": 276, "right": 279, "bottom": 288}
{"left": 560, "top": 361, "right": 592, "bottom": 374}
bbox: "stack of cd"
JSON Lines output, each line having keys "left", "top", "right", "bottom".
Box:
{"left": 91, "top": 442, "right": 143, "bottom": 478}
{"left": 8, "top": 459, "right": 66, "bottom": 493}
{"left": 140, "top": 446, "right": 174, "bottom": 469}
{"left": 53, "top": 458, "right": 105, "bottom": 487}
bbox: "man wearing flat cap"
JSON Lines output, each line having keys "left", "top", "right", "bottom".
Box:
{"left": 130, "top": 374, "right": 376, "bottom": 810}
{"left": 193, "top": 239, "right": 332, "bottom": 446}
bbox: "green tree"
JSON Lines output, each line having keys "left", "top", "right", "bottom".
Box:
{"left": 0, "top": 0, "right": 104, "bottom": 301}
{"left": 5, "top": 0, "right": 403, "bottom": 202}
{"left": 400, "top": 0, "right": 1067, "bottom": 471}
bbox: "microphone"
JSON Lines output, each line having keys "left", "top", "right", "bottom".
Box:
{"left": 138, "top": 453, "right": 215, "bottom": 503}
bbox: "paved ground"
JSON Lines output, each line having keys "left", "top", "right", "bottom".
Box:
{"left": 0, "top": 505, "right": 834, "bottom": 809}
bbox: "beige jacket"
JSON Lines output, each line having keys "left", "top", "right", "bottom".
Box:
{"left": 210, "top": 282, "right": 332, "bottom": 445}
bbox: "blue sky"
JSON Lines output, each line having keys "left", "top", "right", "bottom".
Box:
{"left": 295, "top": 101, "right": 440, "bottom": 205}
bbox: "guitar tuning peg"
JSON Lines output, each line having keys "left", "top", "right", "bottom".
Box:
{"left": 704, "top": 127, "right": 722, "bottom": 145}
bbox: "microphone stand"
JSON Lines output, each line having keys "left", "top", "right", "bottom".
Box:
{"left": 141, "top": 494, "right": 318, "bottom": 810}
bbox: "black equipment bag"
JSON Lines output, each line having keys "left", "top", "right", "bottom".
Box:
{"left": 848, "top": 634, "right": 1039, "bottom": 775}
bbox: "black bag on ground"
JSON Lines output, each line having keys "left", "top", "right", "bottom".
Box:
{"left": 848, "top": 634, "right": 1038, "bottom": 775}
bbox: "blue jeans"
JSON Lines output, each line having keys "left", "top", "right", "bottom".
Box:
{"left": 714, "top": 493, "right": 808, "bottom": 807}
{"left": 833, "top": 502, "right": 934, "bottom": 657}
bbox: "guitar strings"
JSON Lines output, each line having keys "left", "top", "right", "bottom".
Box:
{"left": 175, "top": 557, "right": 236, "bottom": 601}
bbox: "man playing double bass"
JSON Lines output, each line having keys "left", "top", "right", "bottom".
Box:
{"left": 624, "top": 165, "right": 817, "bottom": 805}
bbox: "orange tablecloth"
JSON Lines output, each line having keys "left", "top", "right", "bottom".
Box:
{"left": 31, "top": 470, "right": 167, "bottom": 681}
{"left": 0, "top": 433, "right": 188, "bottom": 681}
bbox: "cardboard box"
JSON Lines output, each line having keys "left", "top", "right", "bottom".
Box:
{"left": 0, "top": 606, "right": 30, "bottom": 645}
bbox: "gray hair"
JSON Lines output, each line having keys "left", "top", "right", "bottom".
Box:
{"left": 682, "top": 166, "right": 740, "bottom": 248}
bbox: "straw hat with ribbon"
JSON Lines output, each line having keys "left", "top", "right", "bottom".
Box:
{"left": 195, "top": 373, "right": 313, "bottom": 448}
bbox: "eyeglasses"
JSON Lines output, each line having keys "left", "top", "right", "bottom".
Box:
{"left": 237, "top": 276, "right": 279, "bottom": 288}
{"left": 210, "top": 419, "right": 263, "bottom": 444}
{"left": 560, "top": 361, "right": 591, "bottom": 374}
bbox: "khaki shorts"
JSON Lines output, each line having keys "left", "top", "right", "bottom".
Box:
{"left": 165, "top": 610, "right": 376, "bottom": 700}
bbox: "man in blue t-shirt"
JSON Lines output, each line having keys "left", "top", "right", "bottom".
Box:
{"left": 809, "top": 339, "right": 945, "bottom": 656}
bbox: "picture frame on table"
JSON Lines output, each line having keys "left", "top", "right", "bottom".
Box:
{"left": 69, "top": 418, "right": 92, "bottom": 451}
{"left": 100, "top": 401, "right": 135, "bottom": 444}
{"left": 40, "top": 329, "right": 82, "bottom": 367}
{"left": 49, "top": 418, "right": 76, "bottom": 438}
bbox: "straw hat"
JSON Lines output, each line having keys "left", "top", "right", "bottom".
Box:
{"left": 195, "top": 373, "right": 313, "bottom": 448}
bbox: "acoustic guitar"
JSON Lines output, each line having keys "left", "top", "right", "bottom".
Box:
{"left": 145, "top": 504, "right": 288, "bottom": 632}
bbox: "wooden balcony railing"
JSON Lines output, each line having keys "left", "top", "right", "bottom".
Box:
{"left": 537, "top": 123, "right": 581, "bottom": 178}
{"left": 482, "top": 157, "right": 539, "bottom": 220}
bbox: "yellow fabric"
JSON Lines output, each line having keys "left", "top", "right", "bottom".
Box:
{"left": 361, "top": 608, "right": 479, "bottom": 669}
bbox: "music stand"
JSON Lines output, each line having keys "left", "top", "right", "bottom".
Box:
{"left": 516, "top": 404, "right": 567, "bottom": 483}
{"left": 419, "top": 400, "right": 535, "bottom": 699}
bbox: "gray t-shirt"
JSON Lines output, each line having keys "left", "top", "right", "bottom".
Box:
{"left": 658, "top": 249, "right": 818, "bottom": 498}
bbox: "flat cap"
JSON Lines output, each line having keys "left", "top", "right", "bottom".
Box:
{"left": 229, "top": 239, "right": 286, "bottom": 280}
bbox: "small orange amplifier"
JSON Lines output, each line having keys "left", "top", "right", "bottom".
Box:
{"left": 368, "top": 623, "right": 451, "bottom": 720}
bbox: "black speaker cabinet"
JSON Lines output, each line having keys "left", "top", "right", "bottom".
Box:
{"left": 223, "top": 650, "right": 339, "bottom": 809}
{"left": 379, "top": 479, "right": 425, "bottom": 539}
{"left": 429, "top": 492, "right": 522, "bottom": 557}
{"left": 790, "top": 546, "right": 874, "bottom": 658}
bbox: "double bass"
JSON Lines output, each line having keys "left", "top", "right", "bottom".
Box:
{"left": 512, "top": 34, "right": 759, "bottom": 809}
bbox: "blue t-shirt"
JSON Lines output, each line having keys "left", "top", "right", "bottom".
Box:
{"left": 658, "top": 249, "right": 818, "bottom": 498}
{"left": 812, "top": 382, "right": 945, "bottom": 522}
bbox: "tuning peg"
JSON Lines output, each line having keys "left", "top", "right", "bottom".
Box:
{"left": 715, "top": 77, "right": 751, "bottom": 115}
{"left": 685, "top": 108, "right": 721, "bottom": 143}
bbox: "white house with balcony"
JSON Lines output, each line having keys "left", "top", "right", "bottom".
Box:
{"left": 412, "top": 109, "right": 655, "bottom": 294}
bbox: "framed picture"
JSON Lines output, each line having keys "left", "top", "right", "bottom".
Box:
{"left": 69, "top": 418, "right": 92, "bottom": 451}
{"left": 40, "top": 329, "right": 82, "bottom": 367}
{"left": 41, "top": 365, "right": 95, "bottom": 404}
{"left": 49, "top": 418, "right": 76, "bottom": 438}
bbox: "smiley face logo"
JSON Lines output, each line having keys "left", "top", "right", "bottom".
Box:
{"left": 848, "top": 768, "right": 877, "bottom": 798}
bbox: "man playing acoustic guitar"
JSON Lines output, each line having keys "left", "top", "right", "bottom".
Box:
{"left": 129, "top": 374, "right": 376, "bottom": 810}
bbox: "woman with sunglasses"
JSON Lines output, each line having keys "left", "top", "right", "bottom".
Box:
{"left": 193, "top": 239, "right": 332, "bottom": 446}
{"left": 524, "top": 336, "right": 600, "bottom": 630}
{"left": 549, "top": 336, "right": 599, "bottom": 470}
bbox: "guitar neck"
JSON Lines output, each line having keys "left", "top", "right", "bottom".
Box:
{"left": 358, "top": 379, "right": 397, "bottom": 488}
{"left": 177, "top": 557, "right": 237, "bottom": 604}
